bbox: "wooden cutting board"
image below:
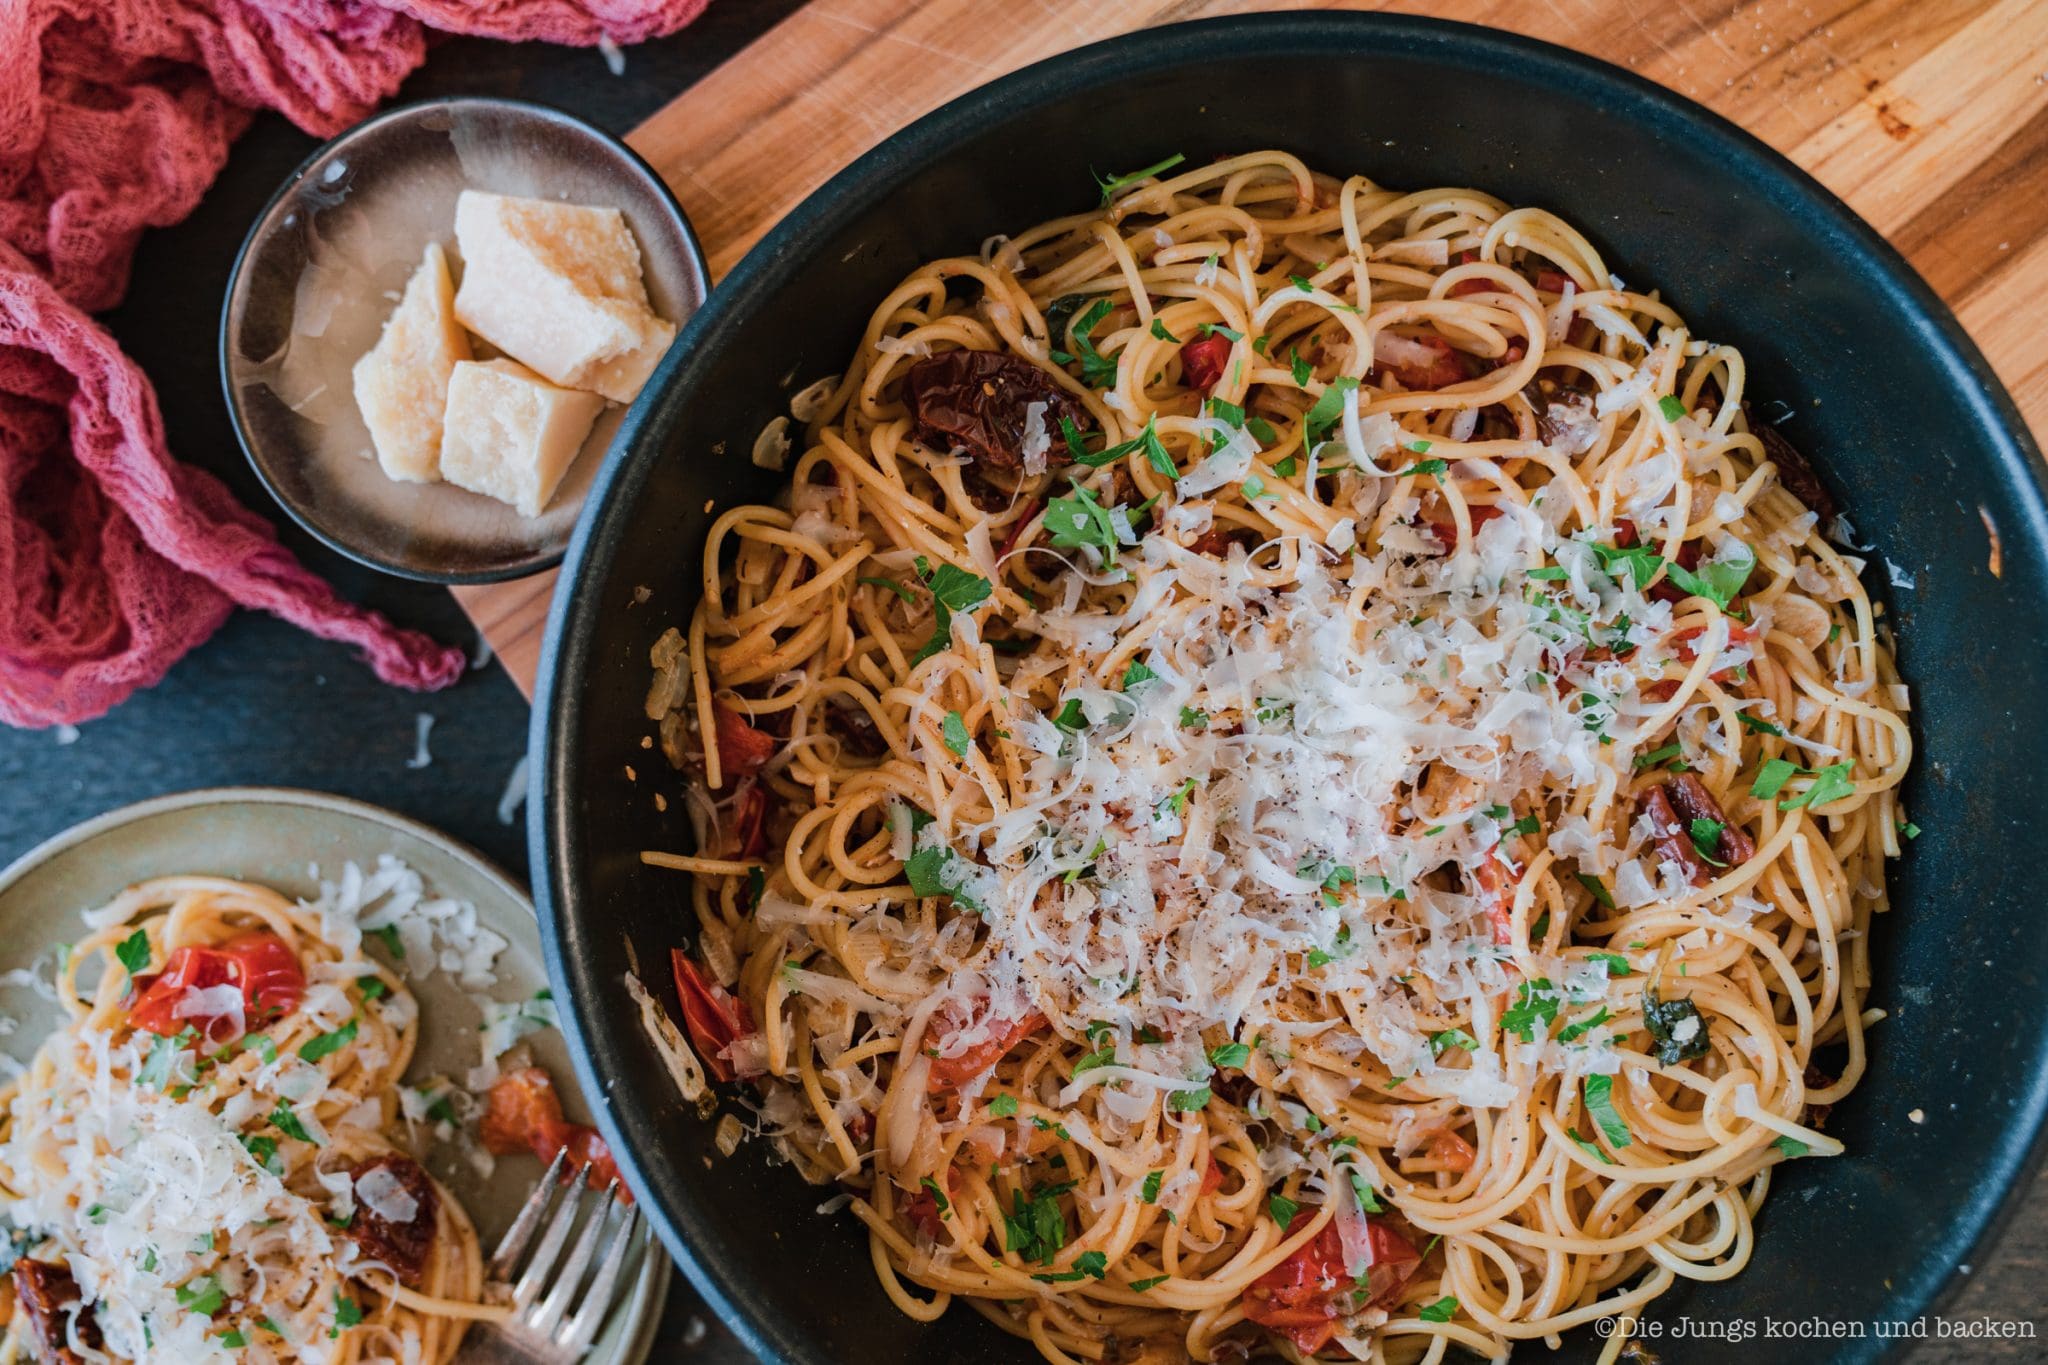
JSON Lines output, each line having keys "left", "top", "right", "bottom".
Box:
{"left": 455, "top": 0, "right": 2048, "bottom": 696}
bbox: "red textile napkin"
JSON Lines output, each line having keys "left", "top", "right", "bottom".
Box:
{"left": 0, "top": 0, "right": 710, "bottom": 729}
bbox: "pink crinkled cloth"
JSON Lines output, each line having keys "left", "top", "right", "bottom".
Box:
{"left": 0, "top": 0, "right": 710, "bottom": 729}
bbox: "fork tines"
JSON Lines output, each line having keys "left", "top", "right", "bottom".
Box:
{"left": 488, "top": 1150, "right": 642, "bottom": 1356}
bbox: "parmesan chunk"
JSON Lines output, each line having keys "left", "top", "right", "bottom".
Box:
{"left": 439, "top": 359, "right": 603, "bottom": 517}
{"left": 351, "top": 241, "right": 470, "bottom": 482}
{"left": 451, "top": 190, "right": 674, "bottom": 403}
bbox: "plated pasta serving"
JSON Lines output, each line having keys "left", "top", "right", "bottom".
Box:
{"left": 641, "top": 150, "right": 1913, "bottom": 1363}
{"left": 0, "top": 864, "right": 616, "bottom": 1364}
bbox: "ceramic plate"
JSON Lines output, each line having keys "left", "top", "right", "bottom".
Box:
{"left": 0, "top": 787, "right": 666, "bottom": 1362}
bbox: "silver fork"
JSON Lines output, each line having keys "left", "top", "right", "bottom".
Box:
{"left": 455, "top": 1150, "right": 645, "bottom": 1364}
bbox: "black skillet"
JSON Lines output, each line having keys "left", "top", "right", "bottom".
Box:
{"left": 532, "top": 13, "right": 2048, "bottom": 1363}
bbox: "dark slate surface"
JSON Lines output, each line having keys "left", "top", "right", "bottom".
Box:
{"left": 0, "top": 7, "right": 809, "bottom": 1357}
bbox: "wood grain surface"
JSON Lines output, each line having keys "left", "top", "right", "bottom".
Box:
{"left": 447, "top": 2, "right": 2048, "bottom": 1355}
{"left": 456, "top": 0, "right": 2048, "bottom": 690}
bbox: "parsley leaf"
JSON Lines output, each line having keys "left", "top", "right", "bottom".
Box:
{"left": 1044, "top": 477, "right": 1130, "bottom": 564}
{"left": 1773, "top": 1135, "right": 1811, "bottom": 1159}
{"left": 1178, "top": 706, "right": 1208, "bottom": 730}
{"left": 1289, "top": 348, "right": 1312, "bottom": 385}
{"left": 904, "top": 846, "right": 983, "bottom": 913}
{"left": 1419, "top": 1295, "right": 1460, "bottom": 1323}
{"left": 1141, "top": 1170, "right": 1163, "bottom": 1203}
{"left": 1398, "top": 458, "right": 1448, "bottom": 479}
{"left": 1302, "top": 377, "right": 1358, "bottom": 446}
{"left": 1067, "top": 298, "right": 1120, "bottom": 388}
{"left": 1208, "top": 1041, "right": 1251, "bottom": 1070}
{"left": 942, "top": 710, "right": 971, "bottom": 757}
{"left": 1576, "top": 873, "right": 1616, "bottom": 909}
{"left": 1149, "top": 317, "right": 1178, "bottom": 343}
{"left": 1781, "top": 761, "right": 1856, "bottom": 811}
{"left": 1123, "top": 658, "right": 1157, "bottom": 690}
{"left": 115, "top": 928, "right": 151, "bottom": 977}
{"left": 1736, "top": 711, "right": 1785, "bottom": 737}
{"left": 1582, "top": 1074, "right": 1633, "bottom": 1148}
{"left": 988, "top": 1094, "right": 1019, "bottom": 1118}
{"left": 1501, "top": 979, "right": 1561, "bottom": 1043}
{"left": 1752, "top": 756, "right": 1801, "bottom": 800}
{"left": 1268, "top": 1193, "right": 1299, "bottom": 1226}
{"left": 1166, "top": 1086, "right": 1211, "bottom": 1112}
{"left": 1004, "top": 1185, "right": 1071, "bottom": 1263}
{"left": 1557, "top": 1007, "right": 1612, "bottom": 1044}
{"left": 858, "top": 575, "right": 916, "bottom": 604}
{"left": 911, "top": 558, "right": 993, "bottom": 665}
{"left": 1657, "top": 394, "right": 1688, "bottom": 422}
{"left": 1587, "top": 952, "right": 1632, "bottom": 978}
{"left": 1130, "top": 1274, "right": 1169, "bottom": 1292}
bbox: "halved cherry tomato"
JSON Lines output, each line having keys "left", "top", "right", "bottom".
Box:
{"left": 1179, "top": 334, "right": 1231, "bottom": 391}
{"left": 711, "top": 703, "right": 777, "bottom": 787}
{"left": 1470, "top": 857, "right": 1519, "bottom": 948}
{"left": 925, "top": 1011, "right": 1047, "bottom": 1092}
{"left": 1372, "top": 333, "right": 1467, "bottom": 391}
{"left": 1422, "top": 502, "right": 1503, "bottom": 551}
{"left": 481, "top": 1067, "right": 625, "bottom": 1195}
{"left": 671, "top": 951, "right": 754, "bottom": 1083}
{"left": 1243, "top": 1210, "right": 1427, "bottom": 1355}
{"left": 1427, "top": 1130, "right": 1479, "bottom": 1173}
{"left": 127, "top": 933, "right": 303, "bottom": 1044}
{"left": 730, "top": 786, "right": 772, "bottom": 859}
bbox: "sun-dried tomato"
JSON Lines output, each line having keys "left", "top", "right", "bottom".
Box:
{"left": 904, "top": 350, "right": 1087, "bottom": 470}
{"left": 11, "top": 1260, "right": 100, "bottom": 1363}
{"left": 347, "top": 1155, "right": 440, "bottom": 1288}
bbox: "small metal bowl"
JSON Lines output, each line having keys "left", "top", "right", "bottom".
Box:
{"left": 220, "top": 97, "right": 709, "bottom": 583}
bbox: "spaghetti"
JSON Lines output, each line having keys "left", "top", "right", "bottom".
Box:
{"left": 643, "top": 150, "right": 1913, "bottom": 1363}
{"left": 0, "top": 875, "right": 504, "bottom": 1363}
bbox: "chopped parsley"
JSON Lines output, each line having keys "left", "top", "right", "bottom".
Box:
{"left": 1004, "top": 1185, "right": 1071, "bottom": 1263}
{"left": 176, "top": 1274, "right": 225, "bottom": 1316}
{"left": 1657, "top": 394, "right": 1688, "bottom": 422}
{"left": 1198, "top": 322, "right": 1244, "bottom": 341}
{"left": 1141, "top": 1170, "right": 1163, "bottom": 1203}
{"left": 1419, "top": 1295, "right": 1460, "bottom": 1323}
{"left": 1267, "top": 1194, "right": 1300, "bottom": 1227}
{"left": 1737, "top": 711, "right": 1785, "bottom": 737}
{"left": 270, "top": 1105, "right": 316, "bottom": 1144}
{"left": 1634, "top": 742, "right": 1684, "bottom": 772}
{"left": 1178, "top": 706, "right": 1209, "bottom": 730}
{"left": 1122, "top": 658, "right": 1157, "bottom": 690}
{"left": 1576, "top": 873, "right": 1616, "bottom": 909}
{"left": 357, "top": 974, "right": 389, "bottom": 1001}
{"left": 1588, "top": 952, "right": 1633, "bottom": 977}
{"left": 1773, "top": 1135, "right": 1811, "bottom": 1159}
{"left": 1094, "top": 153, "right": 1186, "bottom": 205}
{"left": 1149, "top": 317, "right": 1179, "bottom": 343}
{"left": 941, "top": 710, "right": 971, "bottom": 757}
{"left": 857, "top": 575, "right": 917, "bottom": 604}
{"left": 1033, "top": 1250, "right": 1108, "bottom": 1283}
{"left": 1129, "top": 1274, "right": 1169, "bottom": 1292}
{"left": 1557, "top": 1007, "right": 1612, "bottom": 1044}
{"left": 1348, "top": 1168, "right": 1383, "bottom": 1213}
{"left": 239, "top": 1135, "right": 282, "bottom": 1176}
{"left": 1781, "top": 761, "right": 1856, "bottom": 811}
{"left": 1429, "top": 1028, "right": 1478, "bottom": 1056}
{"left": 330, "top": 1290, "right": 363, "bottom": 1337}
{"left": 1751, "top": 756, "right": 1801, "bottom": 800}
{"left": 1397, "top": 457, "right": 1448, "bottom": 479}
{"left": 1289, "top": 274, "right": 1314, "bottom": 293}
{"left": 1050, "top": 698, "right": 1089, "bottom": 732}
{"left": 1166, "top": 1086, "right": 1211, "bottom": 1112}
{"left": 1289, "top": 348, "right": 1313, "bottom": 385}
{"left": 1569, "top": 1132, "right": 1615, "bottom": 1165}
{"left": 298, "top": 1018, "right": 358, "bottom": 1064}
{"left": 920, "top": 1177, "right": 952, "bottom": 1220}
{"left": 988, "top": 1094, "right": 1019, "bottom": 1118}
{"left": 369, "top": 924, "right": 405, "bottom": 959}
